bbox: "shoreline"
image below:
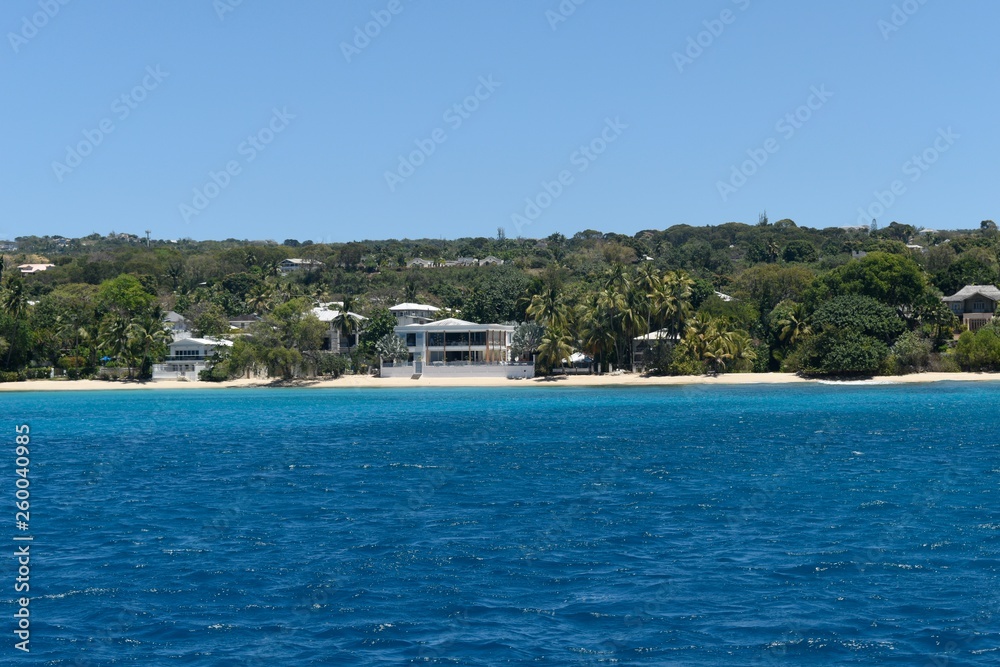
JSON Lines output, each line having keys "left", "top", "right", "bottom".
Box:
{"left": 0, "top": 372, "right": 998, "bottom": 392}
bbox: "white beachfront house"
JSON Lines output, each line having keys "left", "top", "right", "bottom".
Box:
{"left": 152, "top": 336, "right": 233, "bottom": 381}
{"left": 389, "top": 302, "right": 440, "bottom": 326}
{"left": 311, "top": 304, "right": 367, "bottom": 351}
{"left": 381, "top": 318, "right": 533, "bottom": 379}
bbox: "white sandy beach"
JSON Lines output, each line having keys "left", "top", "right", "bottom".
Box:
{"left": 0, "top": 372, "right": 998, "bottom": 392}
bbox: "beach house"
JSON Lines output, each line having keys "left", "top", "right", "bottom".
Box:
{"left": 311, "top": 304, "right": 366, "bottom": 351}
{"left": 381, "top": 318, "right": 532, "bottom": 379}
{"left": 152, "top": 336, "right": 233, "bottom": 381}
{"left": 943, "top": 285, "right": 1000, "bottom": 331}
{"left": 389, "top": 302, "right": 440, "bottom": 326}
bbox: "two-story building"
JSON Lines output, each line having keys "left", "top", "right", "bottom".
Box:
{"left": 389, "top": 302, "right": 440, "bottom": 326}
{"left": 382, "top": 318, "right": 532, "bottom": 379}
{"left": 152, "top": 337, "right": 233, "bottom": 381}
{"left": 943, "top": 285, "right": 1000, "bottom": 332}
{"left": 311, "top": 304, "right": 366, "bottom": 351}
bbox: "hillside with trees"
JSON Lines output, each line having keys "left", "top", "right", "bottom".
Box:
{"left": 2, "top": 216, "right": 999, "bottom": 381}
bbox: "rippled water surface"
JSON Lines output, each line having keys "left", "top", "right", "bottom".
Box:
{"left": 7, "top": 383, "right": 1000, "bottom": 664}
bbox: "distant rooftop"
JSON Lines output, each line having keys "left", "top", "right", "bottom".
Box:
{"left": 942, "top": 285, "right": 1000, "bottom": 302}
{"left": 390, "top": 302, "right": 440, "bottom": 312}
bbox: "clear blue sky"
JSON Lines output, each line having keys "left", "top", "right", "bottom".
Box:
{"left": 3, "top": 0, "right": 998, "bottom": 242}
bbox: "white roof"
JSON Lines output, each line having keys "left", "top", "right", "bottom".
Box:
{"left": 171, "top": 337, "right": 233, "bottom": 347}
{"left": 714, "top": 291, "right": 733, "bottom": 302}
{"left": 426, "top": 317, "right": 476, "bottom": 326}
{"left": 390, "top": 302, "right": 440, "bottom": 312}
{"left": 634, "top": 329, "right": 679, "bottom": 341}
{"left": 943, "top": 285, "right": 1000, "bottom": 302}
{"left": 282, "top": 258, "right": 323, "bottom": 265}
{"left": 310, "top": 306, "right": 366, "bottom": 322}
{"left": 18, "top": 264, "right": 55, "bottom": 273}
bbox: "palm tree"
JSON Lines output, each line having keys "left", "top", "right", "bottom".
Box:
{"left": 536, "top": 327, "right": 574, "bottom": 375}
{"left": 332, "top": 295, "right": 361, "bottom": 350}
{"left": 635, "top": 263, "right": 662, "bottom": 336}
{"left": 578, "top": 300, "right": 615, "bottom": 373}
{"left": 0, "top": 276, "right": 27, "bottom": 368}
{"left": 777, "top": 304, "right": 811, "bottom": 345}
{"left": 99, "top": 314, "right": 133, "bottom": 377}
{"left": 657, "top": 271, "right": 694, "bottom": 339}
{"left": 526, "top": 286, "right": 567, "bottom": 331}
{"left": 127, "top": 311, "right": 171, "bottom": 379}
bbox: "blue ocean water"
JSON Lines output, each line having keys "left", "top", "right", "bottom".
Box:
{"left": 4, "top": 383, "right": 1000, "bottom": 665}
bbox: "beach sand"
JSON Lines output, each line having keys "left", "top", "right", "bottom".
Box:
{"left": 0, "top": 372, "right": 997, "bottom": 392}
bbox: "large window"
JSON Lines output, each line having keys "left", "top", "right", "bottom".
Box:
{"left": 405, "top": 334, "right": 416, "bottom": 347}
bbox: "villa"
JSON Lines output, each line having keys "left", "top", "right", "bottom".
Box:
{"left": 279, "top": 258, "right": 324, "bottom": 274}
{"left": 943, "top": 285, "right": 1000, "bottom": 332}
{"left": 407, "top": 258, "right": 435, "bottom": 268}
{"left": 163, "top": 311, "right": 192, "bottom": 338}
{"left": 152, "top": 336, "right": 233, "bottom": 381}
{"left": 382, "top": 318, "right": 532, "bottom": 379}
{"left": 311, "top": 304, "right": 366, "bottom": 351}
{"left": 390, "top": 302, "right": 440, "bottom": 325}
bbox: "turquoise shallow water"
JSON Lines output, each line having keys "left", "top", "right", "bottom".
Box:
{"left": 3, "top": 383, "right": 1000, "bottom": 665}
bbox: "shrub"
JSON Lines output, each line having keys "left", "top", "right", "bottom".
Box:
{"left": 890, "top": 331, "right": 933, "bottom": 374}
{"left": 797, "top": 330, "right": 889, "bottom": 376}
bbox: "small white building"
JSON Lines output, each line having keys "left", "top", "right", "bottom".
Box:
{"left": 407, "top": 258, "right": 435, "bottom": 268}
{"left": 152, "top": 337, "right": 233, "bottom": 381}
{"left": 389, "top": 302, "right": 440, "bottom": 326}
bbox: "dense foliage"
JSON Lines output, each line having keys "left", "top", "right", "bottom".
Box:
{"left": 3, "top": 217, "right": 995, "bottom": 380}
